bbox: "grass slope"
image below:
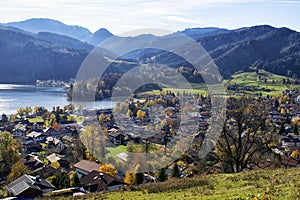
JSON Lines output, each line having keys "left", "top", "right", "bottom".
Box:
{"left": 146, "top": 70, "right": 297, "bottom": 97}
{"left": 46, "top": 167, "right": 300, "bottom": 200}
{"left": 228, "top": 70, "right": 296, "bottom": 96}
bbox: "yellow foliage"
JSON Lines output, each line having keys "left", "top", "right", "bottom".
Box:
{"left": 126, "top": 109, "right": 133, "bottom": 117}
{"left": 290, "top": 150, "right": 299, "bottom": 159}
{"left": 98, "top": 114, "right": 105, "bottom": 121}
{"left": 292, "top": 117, "right": 300, "bottom": 124}
{"left": 124, "top": 172, "right": 135, "bottom": 185}
{"left": 166, "top": 108, "right": 172, "bottom": 117}
{"left": 280, "top": 108, "right": 285, "bottom": 115}
{"left": 136, "top": 110, "right": 146, "bottom": 118}
{"left": 177, "top": 160, "right": 186, "bottom": 167}
{"left": 51, "top": 161, "right": 60, "bottom": 169}
{"left": 98, "top": 163, "right": 118, "bottom": 177}
{"left": 7, "top": 159, "right": 30, "bottom": 183}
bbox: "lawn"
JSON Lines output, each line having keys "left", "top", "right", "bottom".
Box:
{"left": 228, "top": 69, "right": 299, "bottom": 96}
{"left": 105, "top": 145, "right": 127, "bottom": 159}
{"left": 144, "top": 70, "right": 298, "bottom": 97}
{"left": 28, "top": 117, "right": 44, "bottom": 123}
{"left": 103, "top": 168, "right": 300, "bottom": 199}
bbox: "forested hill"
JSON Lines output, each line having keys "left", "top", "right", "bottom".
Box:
{"left": 1, "top": 19, "right": 300, "bottom": 84}
{"left": 123, "top": 25, "right": 300, "bottom": 79}
{"left": 0, "top": 29, "right": 88, "bottom": 84}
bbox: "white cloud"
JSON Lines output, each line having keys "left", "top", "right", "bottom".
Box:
{"left": 166, "top": 16, "right": 201, "bottom": 24}
{"left": 275, "top": 0, "right": 300, "bottom": 3}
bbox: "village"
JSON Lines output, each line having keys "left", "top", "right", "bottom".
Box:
{"left": 1, "top": 87, "right": 300, "bottom": 199}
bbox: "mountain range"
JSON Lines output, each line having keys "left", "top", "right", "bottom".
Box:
{"left": 1, "top": 18, "right": 300, "bottom": 83}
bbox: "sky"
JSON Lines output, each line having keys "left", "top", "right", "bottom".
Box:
{"left": 0, "top": 0, "right": 300, "bottom": 34}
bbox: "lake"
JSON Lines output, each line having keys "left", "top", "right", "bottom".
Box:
{"left": 0, "top": 84, "right": 114, "bottom": 115}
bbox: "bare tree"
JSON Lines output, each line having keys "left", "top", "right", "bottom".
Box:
{"left": 216, "top": 97, "right": 277, "bottom": 173}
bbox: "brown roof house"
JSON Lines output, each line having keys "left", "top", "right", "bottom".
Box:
{"left": 73, "top": 160, "right": 101, "bottom": 178}
{"left": 6, "top": 175, "right": 55, "bottom": 198}
{"left": 80, "top": 171, "right": 125, "bottom": 192}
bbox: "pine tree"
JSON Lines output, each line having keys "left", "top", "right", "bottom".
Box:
{"left": 157, "top": 167, "right": 167, "bottom": 182}
{"left": 293, "top": 124, "right": 299, "bottom": 135}
{"left": 171, "top": 163, "right": 180, "bottom": 178}
{"left": 279, "top": 123, "right": 285, "bottom": 135}
{"left": 134, "top": 164, "right": 144, "bottom": 185}
{"left": 54, "top": 173, "right": 70, "bottom": 189}
{"left": 70, "top": 172, "right": 81, "bottom": 187}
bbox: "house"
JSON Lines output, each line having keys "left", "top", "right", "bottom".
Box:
{"left": 46, "top": 153, "right": 63, "bottom": 164}
{"left": 281, "top": 134, "right": 300, "bottom": 147}
{"left": 25, "top": 154, "right": 45, "bottom": 171}
{"left": 109, "top": 132, "right": 129, "bottom": 145}
{"left": 6, "top": 175, "right": 55, "bottom": 198}
{"left": 25, "top": 142, "right": 42, "bottom": 154}
{"left": 128, "top": 133, "right": 141, "bottom": 143}
{"left": 80, "top": 171, "right": 125, "bottom": 192}
{"left": 43, "top": 127, "right": 60, "bottom": 138}
{"left": 46, "top": 137, "right": 65, "bottom": 150}
{"left": 26, "top": 131, "right": 44, "bottom": 142}
{"left": 28, "top": 122, "right": 44, "bottom": 132}
{"left": 32, "top": 166, "right": 60, "bottom": 179}
{"left": 12, "top": 123, "right": 27, "bottom": 138}
{"left": 73, "top": 160, "right": 101, "bottom": 178}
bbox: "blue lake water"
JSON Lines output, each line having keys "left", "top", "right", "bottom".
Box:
{"left": 0, "top": 84, "right": 114, "bottom": 115}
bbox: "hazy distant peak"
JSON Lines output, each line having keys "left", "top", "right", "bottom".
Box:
{"left": 94, "top": 28, "right": 112, "bottom": 35}
{"left": 6, "top": 18, "right": 92, "bottom": 41}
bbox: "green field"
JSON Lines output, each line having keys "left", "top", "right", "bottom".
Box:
{"left": 105, "top": 145, "right": 127, "bottom": 159}
{"left": 227, "top": 70, "right": 297, "bottom": 96}
{"left": 28, "top": 117, "right": 44, "bottom": 123}
{"left": 45, "top": 167, "right": 300, "bottom": 200}
{"left": 143, "top": 70, "right": 297, "bottom": 97}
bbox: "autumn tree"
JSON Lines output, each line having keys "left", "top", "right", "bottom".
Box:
{"left": 136, "top": 110, "right": 146, "bottom": 118}
{"left": 216, "top": 97, "right": 277, "bottom": 173}
{"left": 124, "top": 171, "right": 135, "bottom": 185}
{"left": 51, "top": 161, "right": 60, "bottom": 169}
{"left": 126, "top": 109, "right": 133, "bottom": 118}
{"left": 49, "top": 113, "right": 56, "bottom": 126}
{"left": 290, "top": 150, "right": 299, "bottom": 159}
{"left": 98, "top": 114, "right": 105, "bottom": 121}
{"left": 0, "top": 132, "right": 20, "bottom": 178}
{"left": 98, "top": 163, "right": 118, "bottom": 176}
{"left": 79, "top": 125, "right": 106, "bottom": 161}
{"left": 68, "top": 103, "right": 75, "bottom": 113}
{"left": 7, "top": 159, "right": 30, "bottom": 183}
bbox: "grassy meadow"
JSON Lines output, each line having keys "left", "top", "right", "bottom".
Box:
{"left": 43, "top": 167, "right": 300, "bottom": 200}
